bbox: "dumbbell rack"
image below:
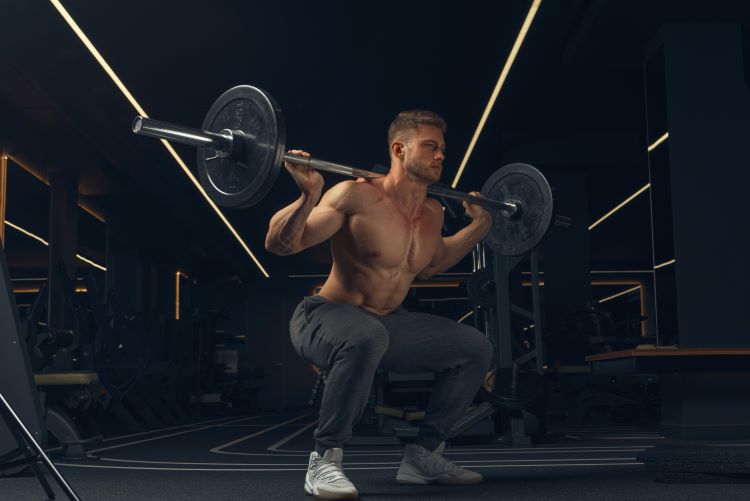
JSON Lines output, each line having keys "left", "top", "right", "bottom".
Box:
{"left": 472, "top": 242, "right": 545, "bottom": 447}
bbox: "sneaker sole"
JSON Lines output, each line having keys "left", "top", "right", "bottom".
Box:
{"left": 396, "top": 473, "right": 483, "bottom": 486}
{"left": 304, "top": 479, "right": 359, "bottom": 500}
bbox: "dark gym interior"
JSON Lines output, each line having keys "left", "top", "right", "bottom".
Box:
{"left": 2, "top": 0, "right": 750, "bottom": 499}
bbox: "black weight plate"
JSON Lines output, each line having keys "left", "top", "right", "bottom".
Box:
{"left": 466, "top": 268, "right": 495, "bottom": 308}
{"left": 481, "top": 163, "right": 554, "bottom": 256}
{"left": 197, "top": 85, "right": 286, "bottom": 208}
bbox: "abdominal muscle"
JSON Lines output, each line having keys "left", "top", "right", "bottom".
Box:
{"left": 317, "top": 262, "right": 417, "bottom": 316}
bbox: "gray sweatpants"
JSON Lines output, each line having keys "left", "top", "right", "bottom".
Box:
{"left": 289, "top": 295, "right": 493, "bottom": 454}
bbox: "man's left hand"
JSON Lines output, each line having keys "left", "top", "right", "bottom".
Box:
{"left": 463, "top": 191, "right": 492, "bottom": 225}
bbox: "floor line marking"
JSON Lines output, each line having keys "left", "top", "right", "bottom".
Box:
{"left": 267, "top": 419, "right": 319, "bottom": 452}
{"left": 210, "top": 415, "right": 311, "bottom": 454}
{"left": 89, "top": 416, "right": 259, "bottom": 454}
{"left": 57, "top": 461, "right": 643, "bottom": 472}
{"left": 93, "top": 456, "right": 640, "bottom": 467}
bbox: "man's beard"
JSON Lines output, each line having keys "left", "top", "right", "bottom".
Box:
{"left": 405, "top": 160, "right": 441, "bottom": 184}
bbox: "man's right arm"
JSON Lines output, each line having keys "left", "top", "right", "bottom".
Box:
{"left": 264, "top": 181, "right": 352, "bottom": 256}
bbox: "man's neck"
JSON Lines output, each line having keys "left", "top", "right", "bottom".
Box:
{"left": 381, "top": 164, "right": 429, "bottom": 217}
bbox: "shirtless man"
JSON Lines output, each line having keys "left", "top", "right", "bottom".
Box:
{"left": 265, "top": 110, "right": 493, "bottom": 500}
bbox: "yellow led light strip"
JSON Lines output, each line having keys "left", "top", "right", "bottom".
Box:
{"left": 14, "top": 286, "right": 87, "bottom": 293}
{"left": 49, "top": 0, "right": 269, "bottom": 278}
{"left": 588, "top": 183, "right": 650, "bottom": 231}
{"left": 598, "top": 285, "right": 641, "bottom": 304}
{"left": 654, "top": 258, "right": 675, "bottom": 270}
{"left": 1, "top": 154, "right": 7, "bottom": 244}
{"left": 175, "top": 270, "right": 188, "bottom": 320}
{"left": 648, "top": 132, "right": 669, "bottom": 153}
{"left": 451, "top": 0, "right": 542, "bottom": 189}
{"left": 588, "top": 131, "right": 669, "bottom": 231}
{"left": 4, "top": 220, "right": 106, "bottom": 271}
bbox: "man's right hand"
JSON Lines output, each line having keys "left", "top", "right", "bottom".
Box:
{"left": 284, "top": 149, "right": 324, "bottom": 196}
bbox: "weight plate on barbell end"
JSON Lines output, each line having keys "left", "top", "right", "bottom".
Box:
{"left": 466, "top": 268, "right": 496, "bottom": 308}
{"left": 197, "top": 85, "right": 286, "bottom": 208}
{"left": 481, "top": 163, "right": 554, "bottom": 256}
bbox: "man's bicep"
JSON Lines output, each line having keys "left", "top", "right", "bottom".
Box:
{"left": 298, "top": 183, "right": 353, "bottom": 250}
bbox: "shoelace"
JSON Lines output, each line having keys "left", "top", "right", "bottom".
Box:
{"left": 415, "top": 447, "right": 460, "bottom": 476}
{"left": 311, "top": 457, "right": 351, "bottom": 484}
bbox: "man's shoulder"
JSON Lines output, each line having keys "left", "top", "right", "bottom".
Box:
{"left": 322, "top": 180, "right": 381, "bottom": 211}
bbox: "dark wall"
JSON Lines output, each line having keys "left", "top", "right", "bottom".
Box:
{"left": 661, "top": 24, "right": 750, "bottom": 347}
{"left": 540, "top": 169, "right": 592, "bottom": 364}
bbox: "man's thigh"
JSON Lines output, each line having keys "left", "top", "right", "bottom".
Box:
{"left": 290, "top": 296, "right": 389, "bottom": 370}
{"left": 377, "top": 310, "right": 490, "bottom": 373}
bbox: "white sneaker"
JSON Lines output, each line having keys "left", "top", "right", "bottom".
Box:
{"left": 304, "top": 448, "right": 359, "bottom": 500}
{"left": 396, "top": 443, "right": 483, "bottom": 485}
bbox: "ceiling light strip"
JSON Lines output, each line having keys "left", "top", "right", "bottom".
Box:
{"left": 5, "top": 219, "right": 107, "bottom": 270}
{"left": 654, "top": 258, "right": 675, "bottom": 270}
{"left": 49, "top": 0, "right": 146, "bottom": 116}
{"left": 159, "top": 141, "right": 269, "bottom": 277}
{"left": 647, "top": 132, "right": 669, "bottom": 153}
{"left": 49, "top": 0, "right": 268, "bottom": 278}
{"left": 598, "top": 285, "right": 641, "bottom": 304}
{"left": 450, "top": 0, "right": 542, "bottom": 189}
{"left": 588, "top": 183, "right": 651, "bottom": 231}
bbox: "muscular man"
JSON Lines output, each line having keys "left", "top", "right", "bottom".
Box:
{"left": 265, "top": 110, "right": 493, "bottom": 500}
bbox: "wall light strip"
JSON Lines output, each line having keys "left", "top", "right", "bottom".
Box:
{"left": 588, "top": 183, "right": 651, "bottom": 231}
{"left": 49, "top": 0, "right": 269, "bottom": 278}
{"left": 5, "top": 219, "right": 107, "bottom": 271}
{"left": 75, "top": 253, "right": 106, "bottom": 271}
{"left": 450, "top": 0, "right": 542, "bottom": 189}
{"left": 1, "top": 154, "right": 7, "bottom": 244}
{"left": 598, "top": 285, "right": 641, "bottom": 304}
{"left": 647, "top": 132, "right": 669, "bottom": 153}
{"left": 5, "top": 220, "right": 48, "bottom": 246}
{"left": 457, "top": 310, "right": 475, "bottom": 323}
{"left": 654, "top": 258, "right": 675, "bottom": 270}
{"left": 175, "top": 271, "right": 181, "bottom": 320}
{"left": 586, "top": 131, "right": 668, "bottom": 232}
{"left": 6, "top": 153, "right": 105, "bottom": 223}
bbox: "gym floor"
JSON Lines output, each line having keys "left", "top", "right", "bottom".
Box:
{"left": 3, "top": 412, "right": 749, "bottom": 501}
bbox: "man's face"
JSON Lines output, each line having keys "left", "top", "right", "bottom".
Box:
{"left": 401, "top": 125, "right": 446, "bottom": 184}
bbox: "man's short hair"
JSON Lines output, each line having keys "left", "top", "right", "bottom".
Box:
{"left": 387, "top": 110, "right": 447, "bottom": 146}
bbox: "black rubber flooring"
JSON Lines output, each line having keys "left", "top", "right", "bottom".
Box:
{"left": 3, "top": 411, "right": 750, "bottom": 500}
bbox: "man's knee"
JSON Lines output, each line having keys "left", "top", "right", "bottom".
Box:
{"left": 460, "top": 326, "right": 493, "bottom": 368}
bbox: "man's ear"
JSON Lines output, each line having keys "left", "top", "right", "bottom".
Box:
{"left": 392, "top": 141, "right": 405, "bottom": 159}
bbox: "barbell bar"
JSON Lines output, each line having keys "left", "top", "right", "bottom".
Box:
{"left": 131, "top": 85, "right": 556, "bottom": 255}
{"left": 132, "top": 115, "right": 517, "bottom": 214}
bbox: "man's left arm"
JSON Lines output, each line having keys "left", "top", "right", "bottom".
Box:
{"left": 418, "top": 193, "right": 492, "bottom": 279}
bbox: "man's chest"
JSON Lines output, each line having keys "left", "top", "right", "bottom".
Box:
{"left": 345, "top": 205, "right": 440, "bottom": 271}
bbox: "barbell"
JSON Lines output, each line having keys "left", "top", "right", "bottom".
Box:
{"left": 132, "top": 85, "right": 555, "bottom": 256}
